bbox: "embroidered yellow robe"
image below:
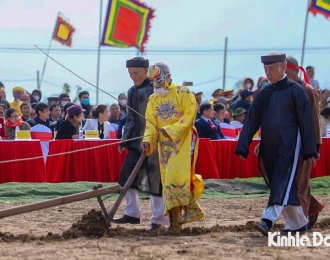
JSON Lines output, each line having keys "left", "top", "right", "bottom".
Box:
{"left": 143, "top": 83, "right": 204, "bottom": 213}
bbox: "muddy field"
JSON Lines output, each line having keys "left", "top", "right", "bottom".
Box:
{"left": 0, "top": 195, "right": 329, "bottom": 259}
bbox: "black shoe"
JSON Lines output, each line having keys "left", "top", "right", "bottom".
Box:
{"left": 253, "top": 221, "right": 271, "bottom": 236}
{"left": 307, "top": 213, "right": 319, "bottom": 230}
{"left": 148, "top": 223, "right": 161, "bottom": 231}
{"left": 281, "top": 224, "right": 307, "bottom": 235}
{"left": 112, "top": 214, "right": 140, "bottom": 224}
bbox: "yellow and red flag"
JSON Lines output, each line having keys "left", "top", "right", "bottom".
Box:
{"left": 52, "top": 16, "right": 75, "bottom": 47}
{"left": 101, "top": 0, "right": 155, "bottom": 53}
{"left": 309, "top": 0, "right": 330, "bottom": 20}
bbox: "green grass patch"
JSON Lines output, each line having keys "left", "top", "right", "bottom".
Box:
{"left": 0, "top": 176, "right": 329, "bottom": 203}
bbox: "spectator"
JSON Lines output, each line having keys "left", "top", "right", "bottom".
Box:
{"left": 231, "top": 78, "right": 254, "bottom": 108}
{"left": 0, "top": 103, "right": 6, "bottom": 117}
{"left": 320, "top": 106, "right": 330, "bottom": 137}
{"left": 4, "top": 108, "right": 30, "bottom": 140}
{"left": 195, "top": 103, "right": 225, "bottom": 140}
{"left": 217, "top": 96, "right": 233, "bottom": 120}
{"left": 47, "top": 96, "right": 60, "bottom": 106}
{"left": 21, "top": 93, "right": 31, "bottom": 103}
{"left": 9, "top": 86, "right": 24, "bottom": 116}
{"left": 210, "top": 88, "right": 222, "bottom": 104}
{"left": 194, "top": 92, "right": 203, "bottom": 120}
{"left": 306, "top": 66, "right": 320, "bottom": 89}
{"left": 324, "top": 98, "right": 330, "bottom": 108}
{"left": 0, "top": 82, "right": 6, "bottom": 99}
{"left": 0, "top": 84, "right": 10, "bottom": 109}
{"left": 20, "top": 102, "right": 32, "bottom": 121}
{"left": 30, "top": 89, "right": 42, "bottom": 103}
{"left": 49, "top": 104, "right": 62, "bottom": 123}
{"left": 83, "top": 104, "right": 115, "bottom": 139}
{"left": 253, "top": 76, "right": 269, "bottom": 99}
{"left": 59, "top": 93, "right": 71, "bottom": 106}
{"left": 233, "top": 89, "right": 254, "bottom": 112}
{"left": 320, "top": 89, "right": 330, "bottom": 108}
{"left": 222, "top": 89, "right": 234, "bottom": 100}
{"left": 216, "top": 96, "right": 231, "bottom": 106}
{"left": 230, "top": 107, "right": 247, "bottom": 128}
{"left": 242, "top": 77, "right": 254, "bottom": 91}
{"left": 109, "top": 103, "right": 121, "bottom": 124}
{"left": 257, "top": 76, "right": 269, "bottom": 88}
{"left": 214, "top": 103, "right": 230, "bottom": 124}
{"left": 87, "top": 105, "right": 97, "bottom": 119}
{"left": 26, "top": 102, "right": 51, "bottom": 129}
{"left": 55, "top": 104, "right": 85, "bottom": 140}
{"left": 78, "top": 90, "right": 92, "bottom": 119}
{"left": 31, "top": 108, "right": 36, "bottom": 118}
{"left": 194, "top": 91, "right": 203, "bottom": 105}
{"left": 54, "top": 102, "right": 75, "bottom": 131}
{"left": 118, "top": 93, "right": 128, "bottom": 119}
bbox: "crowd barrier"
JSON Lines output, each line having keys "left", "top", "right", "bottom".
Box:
{"left": 0, "top": 138, "right": 329, "bottom": 183}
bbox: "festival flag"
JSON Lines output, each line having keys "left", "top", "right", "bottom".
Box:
{"left": 309, "top": 0, "right": 330, "bottom": 19}
{"left": 101, "top": 0, "right": 155, "bottom": 53}
{"left": 52, "top": 16, "right": 75, "bottom": 47}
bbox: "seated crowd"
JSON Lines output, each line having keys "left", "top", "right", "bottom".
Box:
{"left": 0, "top": 62, "right": 329, "bottom": 141}
{"left": 0, "top": 83, "right": 127, "bottom": 140}
{"left": 193, "top": 62, "right": 329, "bottom": 140}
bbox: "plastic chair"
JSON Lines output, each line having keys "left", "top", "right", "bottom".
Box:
{"left": 220, "top": 123, "right": 236, "bottom": 139}
{"left": 230, "top": 120, "right": 243, "bottom": 129}
{"left": 30, "top": 124, "right": 53, "bottom": 162}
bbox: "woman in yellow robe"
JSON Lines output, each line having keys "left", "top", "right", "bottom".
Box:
{"left": 142, "top": 62, "right": 204, "bottom": 234}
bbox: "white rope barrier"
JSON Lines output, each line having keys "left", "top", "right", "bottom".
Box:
{"left": 0, "top": 132, "right": 159, "bottom": 165}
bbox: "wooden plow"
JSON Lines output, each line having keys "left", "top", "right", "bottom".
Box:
{"left": 0, "top": 152, "right": 146, "bottom": 226}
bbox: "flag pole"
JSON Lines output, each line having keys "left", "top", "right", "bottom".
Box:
{"left": 300, "top": 0, "right": 310, "bottom": 68}
{"left": 222, "top": 37, "right": 228, "bottom": 90}
{"left": 40, "top": 12, "right": 59, "bottom": 89}
{"left": 96, "top": 0, "right": 103, "bottom": 105}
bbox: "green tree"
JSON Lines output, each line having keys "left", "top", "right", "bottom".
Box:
{"left": 62, "top": 83, "right": 71, "bottom": 95}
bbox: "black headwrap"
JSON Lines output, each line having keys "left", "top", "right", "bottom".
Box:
{"left": 261, "top": 54, "right": 286, "bottom": 65}
{"left": 126, "top": 57, "right": 149, "bottom": 68}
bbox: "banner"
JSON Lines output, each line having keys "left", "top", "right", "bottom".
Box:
{"left": 101, "top": 0, "right": 155, "bottom": 52}
{"left": 53, "top": 16, "right": 76, "bottom": 47}
{"left": 309, "top": 0, "right": 330, "bottom": 19}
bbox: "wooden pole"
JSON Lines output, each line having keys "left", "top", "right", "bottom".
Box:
{"left": 0, "top": 185, "right": 122, "bottom": 219}
{"left": 96, "top": 0, "right": 103, "bottom": 105}
{"left": 40, "top": 13, "right": 58, "bottom": 89}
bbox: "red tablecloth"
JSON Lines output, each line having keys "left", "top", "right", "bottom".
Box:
{"left": 0, "top": 140, "right": 46, "bottom": 183}
{"left": 311, "top": 137, "right": 330, "bottom": 178}
{"left": 46, "top": 139, "right": 127, "bottom": 183}
{"left": 1, "top": 138, "right": 329, "bottom": 183}
{"left": 195, "top": 138, "right": 261, "bottom": 179}
{"left": 195, "top": 138, "right": 330, "bottom": 179}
